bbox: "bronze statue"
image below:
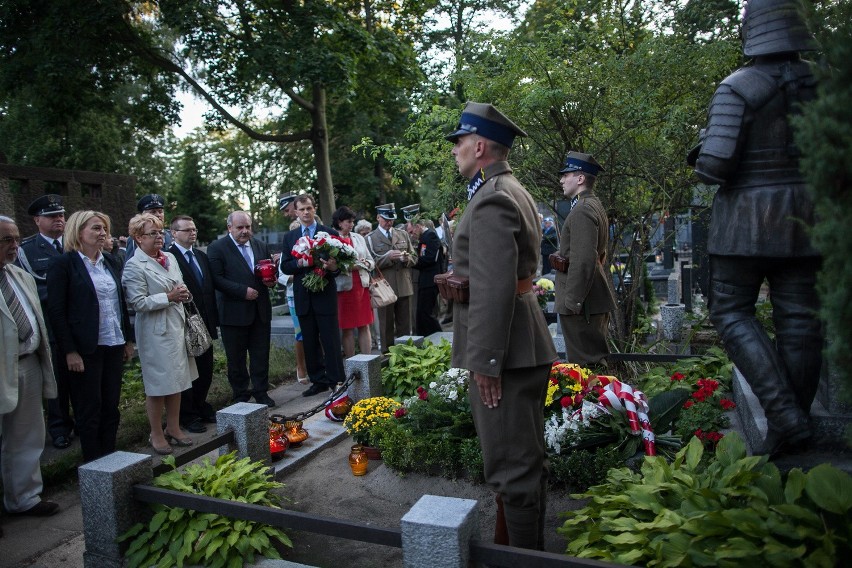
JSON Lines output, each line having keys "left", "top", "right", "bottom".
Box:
{"left": 690, "top": 0, "right": 822, "bottom": 456}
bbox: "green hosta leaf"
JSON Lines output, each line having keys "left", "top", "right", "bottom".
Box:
{"left": 714, "top": 431, "right": 747, "bottom": 465}
{"left": 784, "top": 468, "right": 807, "bottom": 503}
{"left": 683, "top": 435, "right": 705, "bottom": 470}
{"left": 612, "top": 548, "right": 645, "bottom": 565}
{"left": 648, "top": 388, "right": 691, "bottom": 431}
{"left": 715, "top": 536, "right": 763, "bottom": 559}
{"left": 657, "top": 532, "right": 691, "bottom": 567}
{"left": 805, "top": 463, "right": 852, "bottom": 514}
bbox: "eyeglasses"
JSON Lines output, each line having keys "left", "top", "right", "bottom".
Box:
{"left": 173, "top": 228, "right": 198, "bottom": 233}
{"left": 0, "top": 236, "right": 22, "bottom": 245}
{"left": 141, "top": 230, "right": 165, "bottom": 238}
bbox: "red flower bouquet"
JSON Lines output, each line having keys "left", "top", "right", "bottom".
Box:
{"left": 290, "top": 231, "right": 357, "bottom": 292}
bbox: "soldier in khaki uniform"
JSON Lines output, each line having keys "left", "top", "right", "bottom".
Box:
{"left": 365, "top": 203, "right": 416, "bottom": 353}
{"left": 553, "top": 152, "right": 617, "bottom": 367}
{"left": 445, "top": 102, "right": 557, "bottom": 550}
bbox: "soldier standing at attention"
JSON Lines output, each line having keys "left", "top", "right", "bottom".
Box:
{"left": 17, "top": 194, "right": 75, "bottom": 449}
{"left": 445, "top": 102, "right": 556, "bottom": 550}
{"left": 365, "top": 203, "right": 416, "bottom": 353}
{"left": 553, "top": 152, "right": 617, "bottom": 367}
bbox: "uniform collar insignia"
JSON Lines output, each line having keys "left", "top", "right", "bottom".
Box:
{"left": 467, "top": 168, "right": 487, "bottom": 201}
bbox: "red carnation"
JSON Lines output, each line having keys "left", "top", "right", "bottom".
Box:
{"left": 394, "top": 408, "right": 407, "bottom": 418}
{"left": 683, "top": 400, "right": 694, "bottom": 409}
{"left": 671, "top": 372, "right": 685, "bottom": 382}
{"left": 560, "top": 396, "right": 572, "bottom": 408}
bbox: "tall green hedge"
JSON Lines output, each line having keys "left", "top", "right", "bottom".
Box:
{"left": 794, "top": 3, "right": 852, "bottom": 403}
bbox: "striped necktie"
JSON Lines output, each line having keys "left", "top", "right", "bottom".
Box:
{"left": 0, "top": 269, "right": 34, "bottom": 343}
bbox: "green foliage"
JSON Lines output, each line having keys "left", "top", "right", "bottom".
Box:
{"left": 381, "top": 338, "right": 453, "bottom": 398}
{"left": 558, "top": 433, "right": 852, "bottom": 567}
{"left": 794, "top": 0, "right": 852, "bottom": 402}
{"left": 172, "top": 146, "right": 227, "bottom": 243}
{"left": 635, "top": 346, "right": 733, "bottom": 398}
{"left": 375, "top": 395, "right": 478, "bottom": 478}
{"left": 118, "top": 452, "right": 291, "bottom": 568}
{"left": 550, "top": 447, "right": 624, "bottom": 492}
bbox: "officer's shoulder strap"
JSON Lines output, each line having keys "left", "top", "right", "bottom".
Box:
{"left": 20, "top": 234, "right": 38, "bottom": 245}
{"left": 722, "top": 67, "right": 778, "bottom": 110}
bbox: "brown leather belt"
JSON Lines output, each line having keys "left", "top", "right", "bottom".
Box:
{"left": 435, "top": 274, "right": 535, "bottom": 303}
{"left": 516, "top": 276, "right": 533, "bottom": 295}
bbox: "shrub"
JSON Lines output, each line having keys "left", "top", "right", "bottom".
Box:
{"left": 381, "top": 338, "right": 452, "bottom": 398}
{"left": 559, "top": 433, "right": 852, "bottom": 567}
{"left": 119, "top": 452, "right": 291, "bottom": 568}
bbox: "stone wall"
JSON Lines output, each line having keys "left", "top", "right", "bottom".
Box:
{"left": 0, "top": 162, "right": 136, "bottom": 237}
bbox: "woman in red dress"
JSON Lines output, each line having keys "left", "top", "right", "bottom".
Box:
{"left": 332, "top": 207, "right": 375, "bottom": 357}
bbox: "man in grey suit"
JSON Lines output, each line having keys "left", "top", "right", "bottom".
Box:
{"left": 207, "top": 211, "right": 276, "bottom": 407}
{"left": 1, "top": 216, "right": 60, "bottom": 535}
{"left": 365, "top": 203, "right": 416, "bottom": 353}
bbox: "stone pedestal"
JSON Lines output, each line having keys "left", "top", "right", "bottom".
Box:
{"left": 660, "top": 303, "right": 685, "bottom": 341}
{"left": 733, "top": 366, "right": 852, "bottom": 456}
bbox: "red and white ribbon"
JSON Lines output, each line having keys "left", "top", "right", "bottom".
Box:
{"left": 596, "top": 376, "right": 656, "bottom": 456}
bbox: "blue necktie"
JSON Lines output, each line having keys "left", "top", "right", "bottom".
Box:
{"left": 239, "top": 244, "right": 253, "bottom": 269}
{"left": 186, "top": 250, "right": 203, "bottom": 285}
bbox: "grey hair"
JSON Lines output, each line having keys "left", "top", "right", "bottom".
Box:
{"left": 226, "top": 211, "right": 253, "bottom": 227}
{"left": 0, "top": 215, "right": 16, "bottom": 224}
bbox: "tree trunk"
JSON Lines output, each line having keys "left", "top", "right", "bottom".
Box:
{"left": 311, "top": 82, "right": 336, "bottom": 221}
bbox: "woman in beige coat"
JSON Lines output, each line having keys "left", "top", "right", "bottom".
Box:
{"left": 122, "top": 213, "right": 197, "bottom": 455}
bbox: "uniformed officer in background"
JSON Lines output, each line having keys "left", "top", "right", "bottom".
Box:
{"left": 17, "top": 194, "right": 75, "bottom": 449}
{"left": 124, "top": 194, "right": 172, "bottom": 262}
{"left": 553, "top": 152, "right": 617, "bottom": 367}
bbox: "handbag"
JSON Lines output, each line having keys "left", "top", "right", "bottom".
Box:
{"left": 184, "top": 300, "right": 213, "bottom": 357}
{"left": 335, "top": 271, "right": 353, "bottom": 292}
{"left": 369, "top": 267, "right": 397, "bottom": 308}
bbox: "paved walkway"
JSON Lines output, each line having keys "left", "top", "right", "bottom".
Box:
{"left": 2, "top": 379, "right": 353, "bottom": 567}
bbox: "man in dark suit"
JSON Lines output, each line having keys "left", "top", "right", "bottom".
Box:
{"left": 207, "top": 211, "right": 276, "bottom": 407}
{"left": 16, "top": 194, "right": 74, "bottom": 450}
{"left": 407, "top": 216, "right": 444, "bottom": 337}
{"left": 169, "top": 215, "right": 219, "bottom": 432}
{"left": 279, "top": 194, "right": 345, "bottom": 397}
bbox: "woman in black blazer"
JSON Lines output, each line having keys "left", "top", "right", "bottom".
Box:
{"left": 47, "top": 211, "right": 134, "bottom": 463}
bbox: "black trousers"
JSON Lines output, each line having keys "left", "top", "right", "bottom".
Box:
{"left": 709, "top": 255, "right": 823, "bottom": 434}
{"left": 67, "top": 345, "right": 124, "bottom": 463}
{"left": 47, "top": 341, "right": 74, "bottom": 440}
{"left": 180, "top": 345, "right": 215, "bottom": 423}
{"left": 300, "top": 307, "right": 345, "bottom": 386}
{"left": 415, "top": 285, "right": 442, "bottom": 336}
{"left": 220, "top": 320, "right": 271, "bottom": 402}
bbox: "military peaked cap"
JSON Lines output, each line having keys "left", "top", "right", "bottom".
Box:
{"left": 278, "top": 193, "right": 297, "bottom": 211}
{"left": 445, "top": 102, "right": 528, "bottom": 148}
{"left": 376, "top": 203, "right": 397, "bottom": 220}
{"left": 559, "top": 151, "right": 604, "bottom": 177}
{"left": 137, "top": 194, "right": 165, "bottom": 212}
{"left": 401, "top": 204, "right": 420, "bottom": 222}
{"left": 27, "top": 194, "right": 65, "bottom": 216}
